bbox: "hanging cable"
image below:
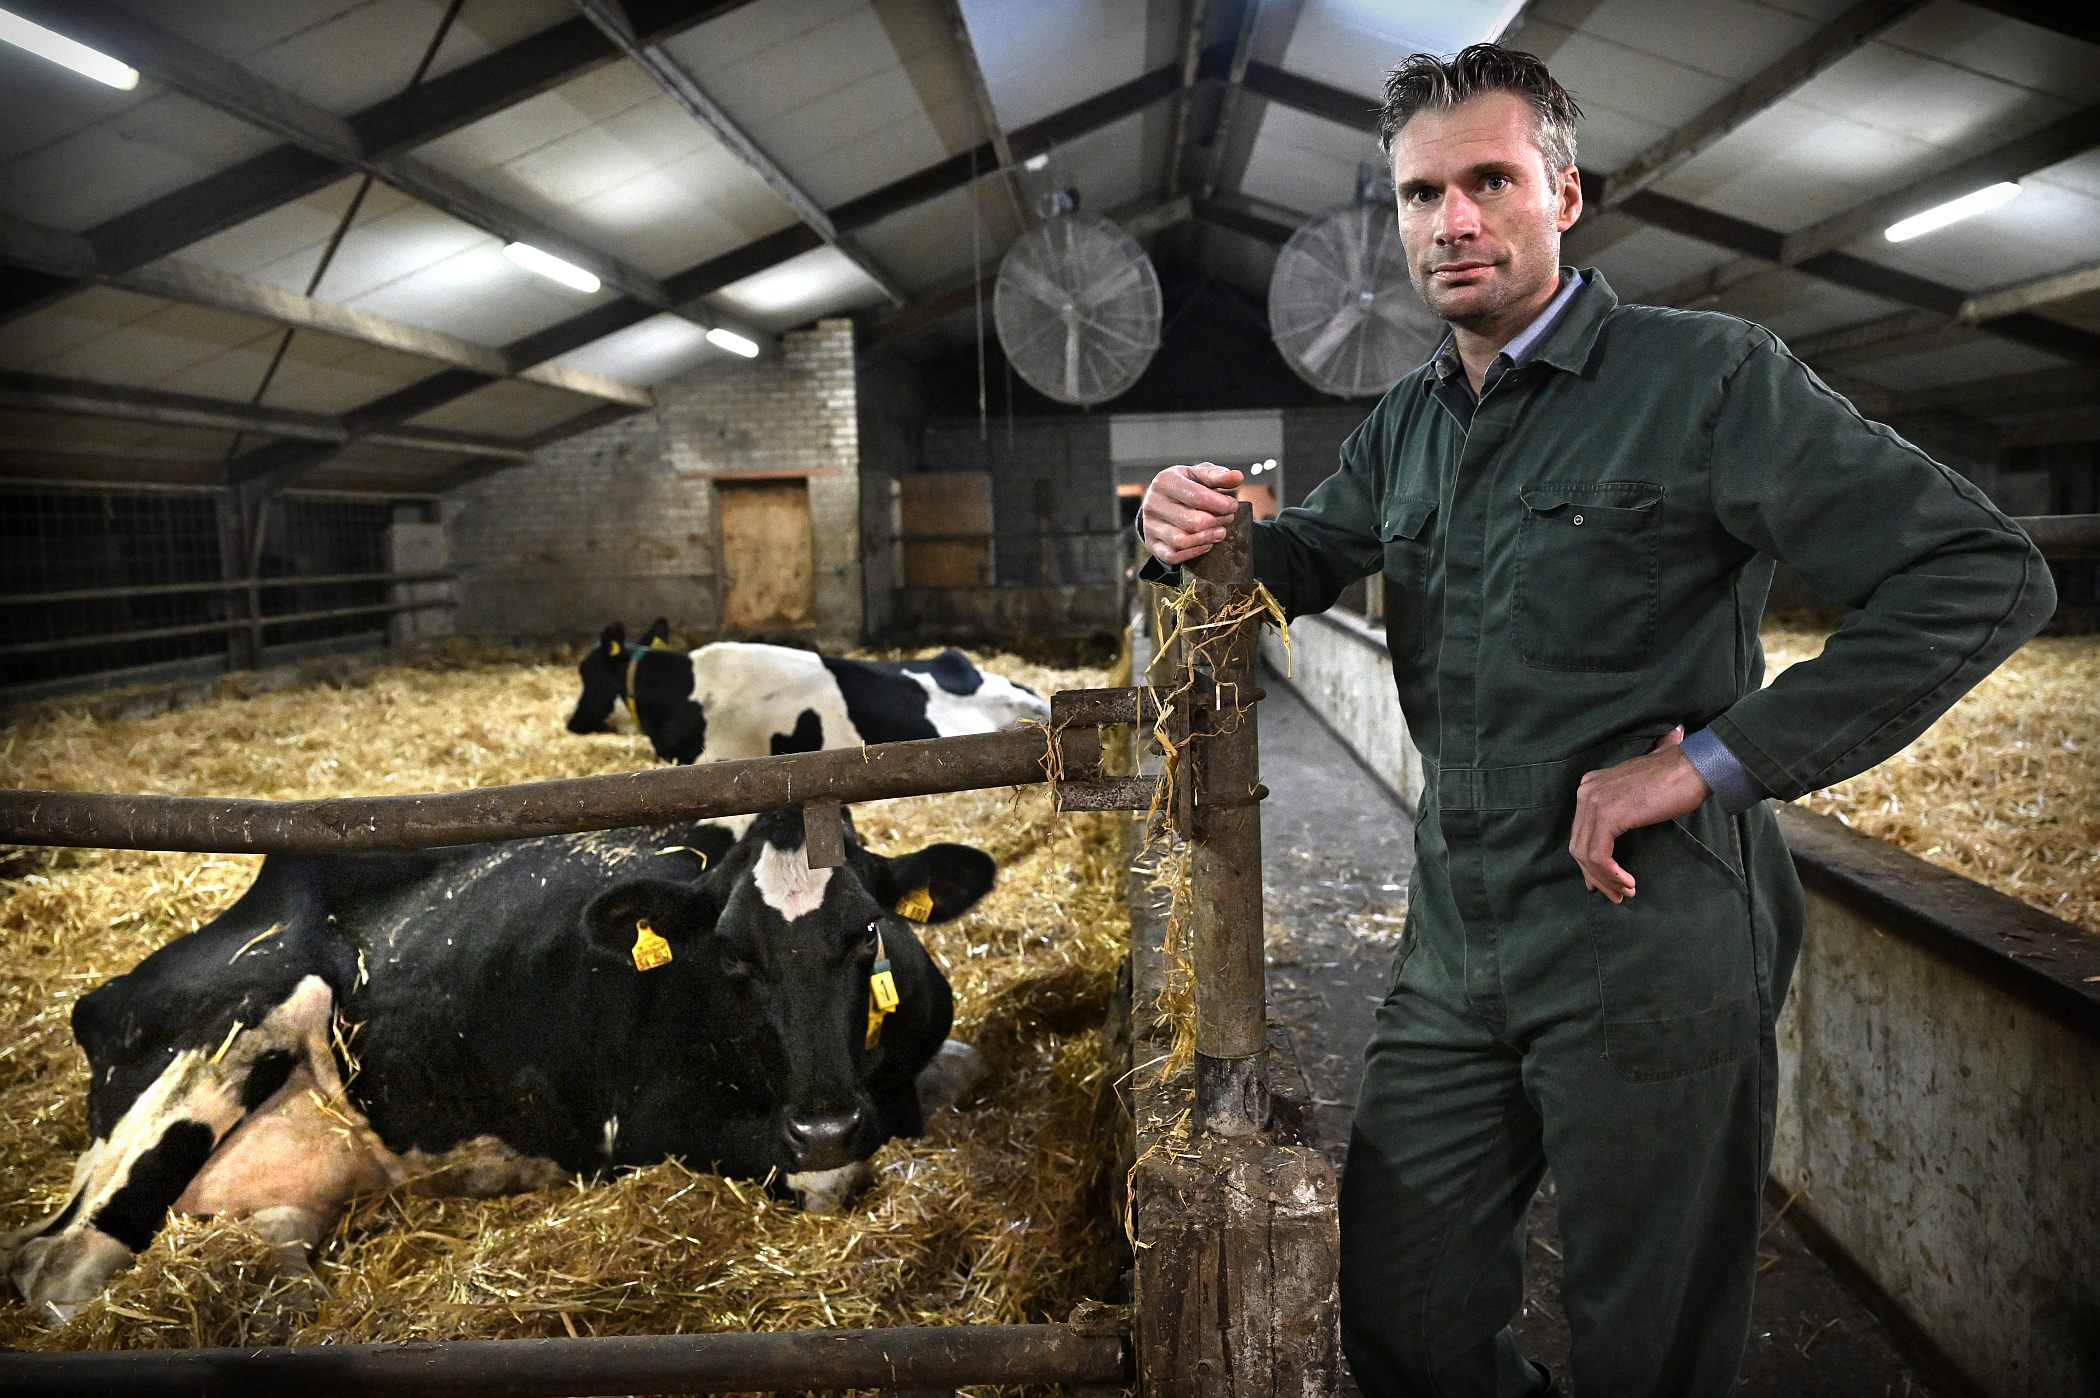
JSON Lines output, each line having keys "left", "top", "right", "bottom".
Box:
{"left": 970, "top": 141, "right": 988, "bottom": 444}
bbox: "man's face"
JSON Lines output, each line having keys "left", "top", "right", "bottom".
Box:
{"left": 1390, "top": 90, "right": 1581, "bottom": 332}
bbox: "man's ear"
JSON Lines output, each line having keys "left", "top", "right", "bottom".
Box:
{"left": 642, "top": 617, "right": 671, "bottom": 647}
{"left": 581, "top": 878, "right": 713, "bottom": 969}
{"left": 599, "top": 621, "right": 627, "bottom": 655}
{"left": 867, "top": 844, "right": 997, "bottom": 923}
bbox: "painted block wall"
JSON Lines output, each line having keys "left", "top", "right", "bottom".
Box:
{"left": 445, "top": 321, "right": 862, "bottom": 649}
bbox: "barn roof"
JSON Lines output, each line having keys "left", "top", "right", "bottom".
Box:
{"left": 1, "top": 0, "right": 2095, "bottom": 496}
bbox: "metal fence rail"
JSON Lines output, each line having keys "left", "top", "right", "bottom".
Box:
{"left": 0, "top": 1321, "right": 1130, "bottom": 1397}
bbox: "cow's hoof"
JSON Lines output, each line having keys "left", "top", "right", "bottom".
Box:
{"left": 915, "top": 1039, "right": 989, "bottom": 1118}
{"left": 785, "top": 1161, "right": 873, "bottom": 1213}
{"left": 10, "top": 1228, "right": 129, "bottom": 1325}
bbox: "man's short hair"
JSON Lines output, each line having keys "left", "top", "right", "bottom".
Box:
{"left": 1379, "top": 43, "right": 1582, "bottom": 172}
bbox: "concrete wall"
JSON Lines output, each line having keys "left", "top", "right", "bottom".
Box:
{"left": 1259, "top": 612, "right": 1422, "bottom": 815}
{"left": 894, "top": 583, "right": 1124, "bottom": 639}
{"left": 386, "top": 518, "right": 452, "bottom": 647}
{"left": 446, "top": 320, "right": 861, "bottom": 649}
{"left": 1772, "top": 809, "right": 2100, "bottom": 1398}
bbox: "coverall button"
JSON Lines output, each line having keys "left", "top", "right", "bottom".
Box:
{"left": 1572, "top": 513, "right": 1585, "bottom": 525}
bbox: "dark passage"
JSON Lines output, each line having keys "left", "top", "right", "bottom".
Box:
{"left": 1255, "top": 669, "right": 1950, "bottom": 1397}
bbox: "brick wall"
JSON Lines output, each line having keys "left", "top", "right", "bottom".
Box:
{"left": 921, "top": 417, "right": 1120, "bottom": 586}
{"left": 446, "top": 320, "right": 862, "bottom": 649}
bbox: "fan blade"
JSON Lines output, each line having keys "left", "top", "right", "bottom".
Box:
{"left": 1299, "top": 305, "right": 1365, "bottom": 372}
{"left": 1065, "top": 319, "right": 1082, "bottom": 401}
{"left": 1003, "top": 255, "right": 1072, "bottom": 312}
{"left": 1074, "top": 260, "right": 1141, "bottom": 312}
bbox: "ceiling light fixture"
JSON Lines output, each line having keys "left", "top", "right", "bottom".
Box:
{"left": 1884, "top": 182, "right": 2021, "bottom": 243}
{"left": 1023, "top": 153, "right": 1049, "bottom": 172}
{"left": 705, "top": 327, "right": 759, "bottom": 358}
{"left": 0, "top": 9, "right": 140, "bottom": 89}
{"left": 503, "top": 242, "right": 601, "bottom": 293}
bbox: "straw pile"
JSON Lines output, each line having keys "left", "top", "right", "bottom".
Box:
{"left": 0, "top": 644, "right": 1127, "bottom": 1352}
{"left": 1761, "top": 621, "right": 2099, "bottom": 933}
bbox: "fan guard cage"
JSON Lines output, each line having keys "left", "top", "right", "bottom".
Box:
{"left": 993, "top": 214, "right": 1163, "bottom": 406}
{"left": 1268, "top": 202, "right": 1440, "bottom": 398}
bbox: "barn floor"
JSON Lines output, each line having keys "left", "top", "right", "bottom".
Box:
{"left": 1254, "top": 671, "right": 1953, "bottom": 1398}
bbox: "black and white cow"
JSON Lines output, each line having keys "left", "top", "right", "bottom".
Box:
{"left": 3, "top": 812, "right": 993, "bottom": 1321}
{"left": 565, "top": 620, "right": 1050, "bottom": 765}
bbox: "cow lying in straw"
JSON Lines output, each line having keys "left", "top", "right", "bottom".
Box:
{"left": 566, "top": 620, "right": 1050, "bottom": 764}
{"left": 4, "top": 811, "right": 992, "bottom": 1322}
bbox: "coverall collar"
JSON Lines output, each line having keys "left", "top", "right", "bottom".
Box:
{"left": 1422, "top": 266, "right": 1619, "bottom": 397}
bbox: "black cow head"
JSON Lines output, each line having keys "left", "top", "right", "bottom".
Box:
{"left": 581, "top": 811, "right": 993, "bottom": 1179}
{"left": 566, "top": 619, "right": 671, "bottom": 735}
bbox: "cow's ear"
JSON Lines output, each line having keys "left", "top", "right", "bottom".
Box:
{"left": 599, "top": 621, "right": 626, "bottom": 655}
{"left": 582, "top": 878, "right": 713, "bottom": 969}
{"left": 642, "top": 617, "right": 671, "bottom": 647}
{"left": 869, "top": 844, "right": 996, "bottom": 923}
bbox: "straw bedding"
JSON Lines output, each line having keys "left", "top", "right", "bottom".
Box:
{"left": 0, "top": 645, "right": 1126, "bottom": 1352}
{"left": 1761, "top": 621, "right": 2098, "bottom": 933}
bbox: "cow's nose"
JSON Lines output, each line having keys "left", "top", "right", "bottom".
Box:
{"left": 780, "top": 1106, "right": 869, "bottom": 1169}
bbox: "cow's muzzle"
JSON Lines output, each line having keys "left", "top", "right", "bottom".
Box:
{"left": 778, "top": 1104, "right": 871, "bottom": 1172}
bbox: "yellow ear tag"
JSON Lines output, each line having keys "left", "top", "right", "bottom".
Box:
{"left": 895, "top": 886, "right": 934, "bottom": 922}
{"left": 865, "top": 998, "right": 885, "bottom": 1049}
{"left": 631, "top": 918, "right": 672, "bottom": 972}
{"left": 610, "top": 641, "right": 622, "bottom": 655}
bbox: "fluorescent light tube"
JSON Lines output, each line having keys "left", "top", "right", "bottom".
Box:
{"left": 503, "top": 242, "right": 600, "bottom": 293}
{"left": 1884, "top": 182, "right": 2020, "bottom": 243}
{"left": 706, "top": 327, "right": 759, "bottom": 358}
{"left": 1023, "top": 153, "right": 1049, "bottom": 172}
{"left": 0, "top": 9, "right": 140, "bottom": 89}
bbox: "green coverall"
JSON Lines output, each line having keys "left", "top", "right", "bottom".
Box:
{"left": 1246, "top": 270, "right": 2055, "bottom": 1396}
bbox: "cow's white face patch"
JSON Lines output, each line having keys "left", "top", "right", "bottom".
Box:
{"left": 753, "top": 842, "right": 831, "bottom": 921}
{"left": 906, "top": 670, "right": 1050, "bottom": 738}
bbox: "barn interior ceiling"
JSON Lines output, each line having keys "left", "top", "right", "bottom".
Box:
{"left": 0, "top": 0, "right": 2096, "bottom": 499}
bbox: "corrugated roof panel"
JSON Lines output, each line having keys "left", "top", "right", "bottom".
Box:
{"left": 0, "top": 287, "right": 168, "bottom": 368}
{"left": 138, "top": 0, "right": 580, "bottom": 119}
{"left": 1282, "top": 0, "right": 1522, "bottom": 96}
{"left": 1585, "top": 228, "right": 1740, "bottom": 303}
{"left": 1840, "top": 333, "right": 2066, "bottom": 392}
{"left": 413, "top": 63, "right": 800, "bottom": 278}
{"left": 712, "top": 246, "right": 891, "bottom": 330}
{"left": 17, "top": 305, "right": 274, "bottom": 389}
{"left": 1528, "top": 32, "right": 1725, "bottom": 170}
{"left": 1660, "top": 42, "right": 2084, "bottom": 235}
{"left": 167, "top": 337, "right": 440, "bottom": 417}
{"left": 1874, "top": 3, "right": 2100, "bottom": 106}
{"left": 345, "top": 238, "right": 616, "bottom": 345}
{"left": 958, "top": 0, "right": 1150, "bottom": 132}
{"left": 0, "top": 75, "right": 284, "bottom": 233}
{"left": 0, "top": 408, "right": 237, "bottom": 454}
{"left": 1714, "top": 271, "right": 1897, "bottom": 342}
{"left": 543, "top": 313, "right": 725, "bottom": 385}
{"left": 671, "top": 3, "right": 902, "bottom": 129}
{"left": 403, "top": 377, "right": 603, "bottom": 437}
{"left": 1236, "top": 104, "right": 1381, "bottom": 217}
{"left": 678, "top": 0, "right": 867, "bottom": 73}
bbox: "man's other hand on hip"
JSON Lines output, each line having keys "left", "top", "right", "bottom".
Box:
{"left": 1570, "top": 727, "right": 1713, "bottom": 903}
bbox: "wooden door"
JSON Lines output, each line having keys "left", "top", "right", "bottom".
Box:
{"left": 899, "top": 471, "right": 992, "bottom": 587}
{"left": 717, "top": 479, "right": 814, "bottom": 630}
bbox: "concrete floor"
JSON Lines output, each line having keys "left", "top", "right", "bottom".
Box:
{"left": 1254, "top": 669, "right": 1949, "bottom": 1398}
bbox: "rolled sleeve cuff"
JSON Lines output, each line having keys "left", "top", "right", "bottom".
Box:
{"left": 1681, "top": 727, "right": 1770, "bottom": 815}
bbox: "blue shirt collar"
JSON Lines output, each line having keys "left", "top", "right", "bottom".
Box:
{"left": 1429, "top": 267, "right": 1585, "bottom": 397}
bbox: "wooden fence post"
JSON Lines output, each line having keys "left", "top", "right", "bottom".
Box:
{"left": 1130, "top": 503, "right": 1341, "bottom": 1397}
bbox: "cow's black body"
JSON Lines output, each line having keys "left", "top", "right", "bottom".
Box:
{"left": 12, "top": 814, "right": 994, "bottom": 1317}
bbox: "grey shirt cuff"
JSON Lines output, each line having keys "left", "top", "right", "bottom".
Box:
{"left": 1681, "top": 727, "right": 1769, "bottom": 814}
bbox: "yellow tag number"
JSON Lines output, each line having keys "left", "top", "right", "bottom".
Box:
{"left": 631, "top": 919, "right": 673, "bottom": 972}
{"left": 895, "top": 886, "right": 934, "bottom": 922}
{"left": 871, "top": 967, "right": 900, "bottom": 1013}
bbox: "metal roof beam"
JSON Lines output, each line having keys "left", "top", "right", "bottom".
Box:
{"left": 1787, "top": 259, "right": 2100, "bottom": 364}
{"left": 0, "top": 2, "right": 753, "bottom": 323}
{"left": 1596, "top": 0, "right": 1924, "bottom": 208}
{"left": 1958, "top": 1, "right": 2100, "bottom": 47}
{"left": 0, "top": 215, "right": 653, "bottom": 410}
{"left": 1199, "top": 0, "right": 1274, "bottom": 202}
{"left": 1163, "top": 0, "right": 1213, "bottom": 198}
{"left": 0, "top": 372, "right": 532, "bottom": 459}
{"left": 935, "top": 0, "right": 1030, "bottom": 229}
{"left": 573, "top": 0, "right": 911, "bottom": 305}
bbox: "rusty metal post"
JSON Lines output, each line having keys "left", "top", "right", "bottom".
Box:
{"left": 1185, "top": 501, "right": 1269, "bottom": 1137}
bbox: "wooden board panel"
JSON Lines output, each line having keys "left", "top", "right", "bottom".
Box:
{"left": 717, "top": 478, "right": 813, "bottom": 630}
{"left": 900, "top": 470, "right": 991, "bottom": 587}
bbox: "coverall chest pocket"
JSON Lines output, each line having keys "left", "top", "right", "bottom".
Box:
{"left": 1378, "top": 496, "right": 1438, "bottom": 593}
{"left": 1513, "top": 482, "right": 1662, "bottom": 671}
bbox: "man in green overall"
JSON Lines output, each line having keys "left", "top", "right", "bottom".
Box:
{"left": 1139, "top": 43, "right": 2054, "bottom": 1398}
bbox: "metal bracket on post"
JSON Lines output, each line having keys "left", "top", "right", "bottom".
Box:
{"left": 1185, "top": 501, "right": 1269, "bottom": 1138}
{"left": 802, "top": 798, "right": 846, "bottom": 869}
